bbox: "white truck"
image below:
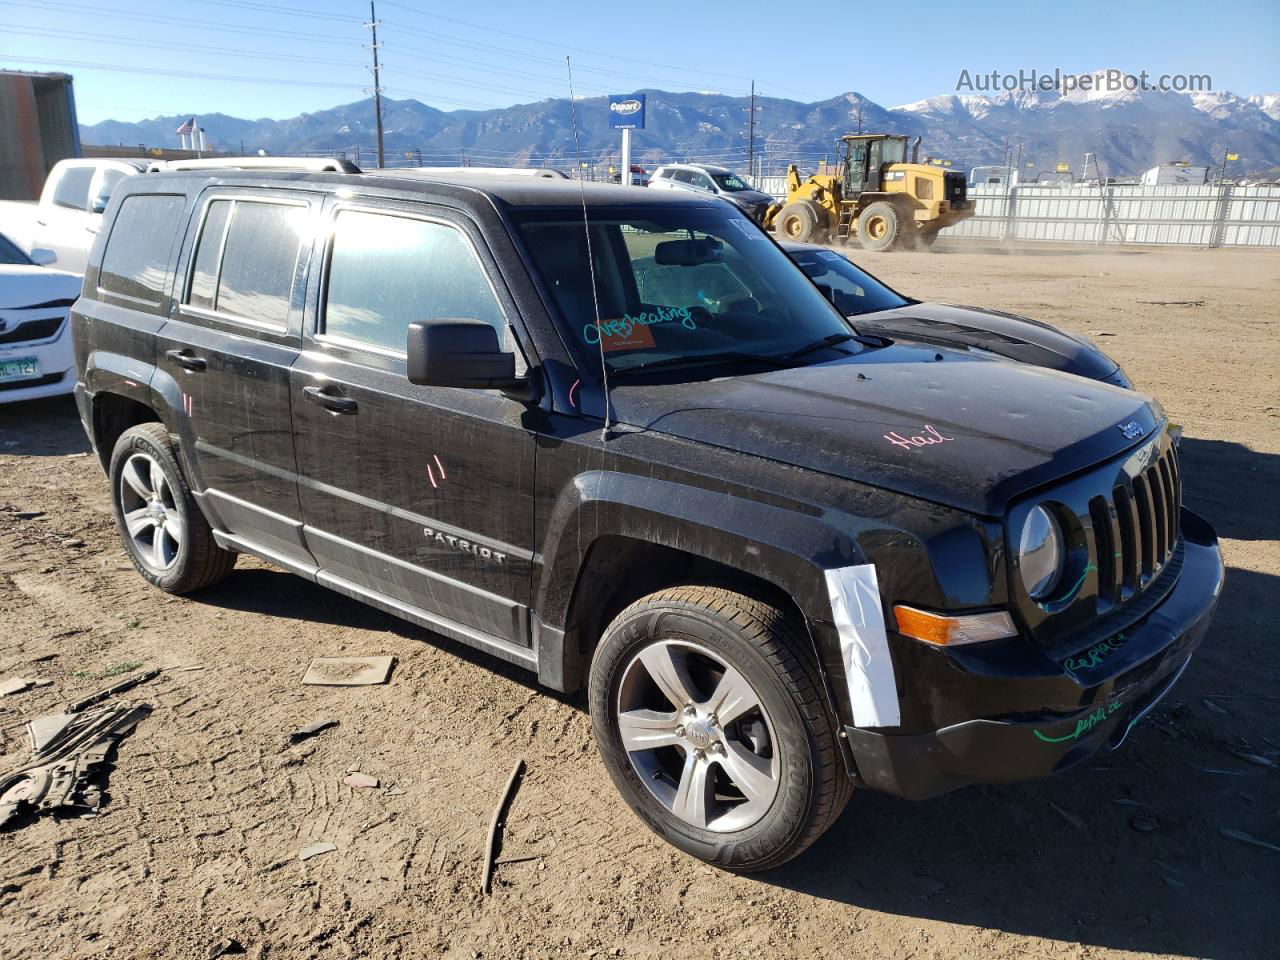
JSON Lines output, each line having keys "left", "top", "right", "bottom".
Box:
{"left": 0, "top": 158, "right": 148, "bottom": 275}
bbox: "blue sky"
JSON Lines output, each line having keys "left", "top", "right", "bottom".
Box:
{"left": 2, "top": 0, "right": 1278, "bottom": 125}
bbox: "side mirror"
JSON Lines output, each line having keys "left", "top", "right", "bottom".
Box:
{"left": 90, "top": 194, "right": 109, "bottom": 214}
{"left": 29, "top": 248, "right": 57, "bottom": 267}
{"left": 406, "top": 320, "right": 539, "bottom": 402}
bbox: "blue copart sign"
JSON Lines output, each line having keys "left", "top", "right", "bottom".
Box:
{"left": 609, "top": 94, "right": 646, "bottom": 130}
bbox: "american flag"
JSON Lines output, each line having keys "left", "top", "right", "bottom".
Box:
{"left": 175, "top": 116, "right": 196, "bottom": 135}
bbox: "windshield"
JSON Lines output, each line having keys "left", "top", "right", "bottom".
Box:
{"left": 787, "top": 247, "right": 909, "bottom": 316}
{"left": 710, "top": 172, "right": 751, "bottom": 192}
{"left": 0, "top": 233, "right": 33, "bottom": 266}
{"left": 515, "top": 206, "right": 859, "bottom": 375}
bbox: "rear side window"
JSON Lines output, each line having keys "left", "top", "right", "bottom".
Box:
{"left": 671, "top": 170, "right": 694, "bottom": 184}
{"left": 323, "top": 209, "right": 506, "bottom": 355}
{"left": 185, "top": 198, "right": 306, "bottom": 328}
{"left": 52, "top": 166, "right": 94, "bottom": 210}
{"left": 98, "top": 194, "right": 185, "bottom": 305}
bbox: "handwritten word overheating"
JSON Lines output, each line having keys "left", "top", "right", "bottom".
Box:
{"left": 583, "top": 306, "right": 697, "bottom": 346}
{"left": 884, "top": 425, "right": 954, "bottom": 451}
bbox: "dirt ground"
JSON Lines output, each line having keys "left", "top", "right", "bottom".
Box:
{"left": 1, "top": 243, "right": 1278, "bottom": 960}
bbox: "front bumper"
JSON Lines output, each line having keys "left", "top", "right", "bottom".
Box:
{"left": 846, "top": 508, "right": 1224, "bottom": 800}
{"left": 0, "top": 321, "right": 75, "bottom": 404}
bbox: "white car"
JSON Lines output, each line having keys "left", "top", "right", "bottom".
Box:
{"left": 0, "top": 158, "right": 148, "bottom": 276}
{"left": 0, "top": 232, "right": 82, "bottom": 403}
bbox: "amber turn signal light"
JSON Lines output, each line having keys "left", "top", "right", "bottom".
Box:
{"left": 893, "top": 605, "right": 1017, "bottom": 646}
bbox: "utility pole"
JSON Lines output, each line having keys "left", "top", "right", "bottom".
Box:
{"left": 366, "top": 1, "right": 385, "bottom": 169}
{"left": 856, "top": 101, "right": 863, "bottom": 134}
{"left": 747, "top": 80, "right": 756, "bottom": 180}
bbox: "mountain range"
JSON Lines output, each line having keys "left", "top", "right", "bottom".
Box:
{"left": 81, "top": 75, "right": 1280, "bottom": 178}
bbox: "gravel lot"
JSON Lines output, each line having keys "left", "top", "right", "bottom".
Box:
{"left": 1, "top": 243, "right": 1277, "bottom": 960}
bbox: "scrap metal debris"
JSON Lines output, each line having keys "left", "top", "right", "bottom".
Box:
{"left": 1220, "top": 829, "right": 1280, "bottom": 854}
{"left": 301, "top": 656, "right": 395, "bottom": 687}
{"left": 481, "top": 758, "right": 526, "bottom": 895}
{"left": 298, "top": 841, "right": 337, "bottom": 861}
{"left": 0, "top": 670, "right": 158, "bottom": 828}
{"left": 288, "top": 719, "right": 339, "bottom": 744}
{"left": 1, "top": 678, "right": 37, "bottom": 697}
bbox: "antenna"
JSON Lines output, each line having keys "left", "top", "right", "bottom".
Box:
{"left": 566, "top": 56, "right": 612, "bottom": 441}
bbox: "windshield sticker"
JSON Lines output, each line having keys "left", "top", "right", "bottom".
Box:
{"left": 884, "top": 425, "right": 954, "bottom": 450}
{"left": 1033, "top": 697, "right": 1124, "bottom": 744}
{"left": 818, "top": 250, "right": 845, "bottom": 262}
{"left": 730, "top": 218, "right": 761, "bottom": 239}
{"left": 583, "top": 306, "right": 698, "bottom": 351}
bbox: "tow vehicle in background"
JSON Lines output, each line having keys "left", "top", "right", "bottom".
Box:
{"left": 765, "top": 134, "right": 972, "bottom": 250}
{"left": 781, "top": 241, "right": 1134, "bottom": 388}
{"left": 71, "top": 159, "right": 1222, "bottom": 871}
{"left": 0, "top": 230, "right": 81, "bottom": 403}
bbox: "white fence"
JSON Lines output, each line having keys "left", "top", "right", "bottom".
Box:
{"left": 750, "top": 178, "right": 1280, "bottom": 248}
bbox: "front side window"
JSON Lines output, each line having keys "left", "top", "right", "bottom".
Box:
{"left": 185, "top": 198, "right": 306, "bottom": 327}
{"left": 52, "top": 166, "right": 94, "bottom": 211}
{"left": 323, "top": 209, "right": 507, "bottom": 355}
{"left": 689, "top": 172, "right": 714, "bottom": 191}
{"left": 99, "top": 194, "right": 185, "bottom": 305}
{"left": 515, "top": 205, "right": 859, "bottom": 376}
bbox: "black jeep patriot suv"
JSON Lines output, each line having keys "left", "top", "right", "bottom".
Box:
{"left": 72, "top": 159, "right": 1223, "bottom": 871}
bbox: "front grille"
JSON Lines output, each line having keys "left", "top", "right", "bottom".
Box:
{"left": 0, "top": 315, "right": 64, "bottom": 345}
{"left": 1088, "top": 442, "right": 1181, "bottom": 610}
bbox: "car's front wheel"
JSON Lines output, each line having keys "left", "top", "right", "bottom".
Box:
{"left": 589, "top": 586, "right": 851, "bottom": 871}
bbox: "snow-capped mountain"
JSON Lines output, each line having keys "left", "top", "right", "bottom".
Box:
{"left": 81, "top": 76, "right": 1280, "bottom": 177}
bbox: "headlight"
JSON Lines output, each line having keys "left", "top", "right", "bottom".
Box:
{"left": 1019, "top": 505, "right": 1064, "bottom": 600}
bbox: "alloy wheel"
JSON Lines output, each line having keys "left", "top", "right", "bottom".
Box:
{"left": 616, "top": 639, "right": 781, "bottom": 832}
{"left": 118, "top": 452, "right": 185, "bottom": 573}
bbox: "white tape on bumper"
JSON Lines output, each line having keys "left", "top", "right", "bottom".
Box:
{"left": 824, "top": 564, "right": 900, "bottom": 728}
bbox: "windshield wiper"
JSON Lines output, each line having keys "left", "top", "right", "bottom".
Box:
{"left": 776, "top": 332, "right": 875, "bottom": 361}
{"left": 609, "top": 350, "right": 792, "bottom": 378}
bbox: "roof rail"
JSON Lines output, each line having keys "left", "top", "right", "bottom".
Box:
{"left": 146, "top": 156, "right": 362, "bottom": 174}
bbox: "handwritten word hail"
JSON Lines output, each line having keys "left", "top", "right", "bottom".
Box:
{"left": 884, "top": 425, "right": 954, "bottom": 451}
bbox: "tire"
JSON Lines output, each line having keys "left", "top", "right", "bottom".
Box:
{"left": 856, "top": 201, "right": 904, "bottom": 252}
{"left": 108, "top": 422, "right": 235, "bottom": 593}
{"left": 774, "top": 201, "right": 825, "bottom": 243}
{"left": 589, "top": 586, "right": 852, "bottom": 872}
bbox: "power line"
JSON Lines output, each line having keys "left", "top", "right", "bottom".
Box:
{"left": 0, "top": 53, "right": 367, "bottom": 90}
{"left": 4, "top": 26, "right": 365, "bottom": 67}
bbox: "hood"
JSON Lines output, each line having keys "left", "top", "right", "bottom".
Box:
{"left": 726, "top": 190, "right": 774, "bottom": 209}
{"left": 852, "top": 302, "right": 1120, "bottom": 381}
{"left": 0, "top": 264, "right": 82, "bottom": 310}
{"left": 608, "top": 343, "right": 1160, "bottom": 517}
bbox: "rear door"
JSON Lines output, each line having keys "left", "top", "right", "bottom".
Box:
{"left": 290, "top": 198, "right": 537, "bottom": 646}
{"left": 156, "top": 189, "right": 321, "bottom": 568}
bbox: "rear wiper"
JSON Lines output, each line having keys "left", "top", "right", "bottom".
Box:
{"left": 610, "top": 350, "right": 791, "bottom": 378}
{"left": 776, "top": 332, "right": 879, "bottom": 361}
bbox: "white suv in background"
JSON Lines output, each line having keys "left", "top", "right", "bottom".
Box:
{"left": 647, "top": 163, "right": 775, "bottom": 223}
{"left": 0, "top": 231, "right": 81, "bottom": 403}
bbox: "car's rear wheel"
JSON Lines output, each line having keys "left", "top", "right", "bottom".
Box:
{"left": 589, "top": 586, "right": 851, "bottom": 871}
{"left": 109, "top": 423, "right": 235, "bottom": 593}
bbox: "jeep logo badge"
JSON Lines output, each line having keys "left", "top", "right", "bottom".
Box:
{"left": 1118, "top": 420, "right": 1145, "bottom": 440}
{"left": 609, "top": 99, "right": 642, "bottom": 116}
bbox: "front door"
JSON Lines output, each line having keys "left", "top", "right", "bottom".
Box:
{"left": 156, "top": 189, "right": 320, "bottom": 567}
{"left": 290, "top": 199, "right": 537, "bottom": 646}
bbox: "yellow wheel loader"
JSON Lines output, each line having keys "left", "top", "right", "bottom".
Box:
{"left": 763, "top": 134, "right": 973, "bottom": 250}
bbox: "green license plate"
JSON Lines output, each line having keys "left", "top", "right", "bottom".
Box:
{"left": 0, "top": 356, "right": 40, "bottom": 383}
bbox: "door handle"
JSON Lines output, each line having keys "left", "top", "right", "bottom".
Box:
{"left": 303, "top": 385, "right": 358, "bottom": 414}
{"left": 165, "top": 349, "right": 207, "bottom": 371}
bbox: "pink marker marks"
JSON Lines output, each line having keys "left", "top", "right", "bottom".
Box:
{"left": 426, "top": 454, "right": 447, "bottom": 489}
{"left": 568, "top": 378, "right": 581, "bottom": 409}
{"left": 884, "top": 425, "right": 954, "bottom": 451}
